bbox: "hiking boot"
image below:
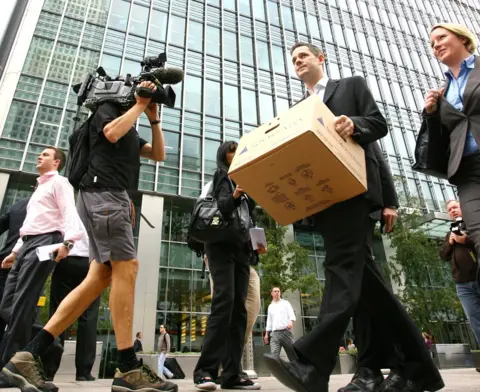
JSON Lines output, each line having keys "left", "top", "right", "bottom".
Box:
{"left": 111, "top": 360, "right": 178, "bottom": 392}
{"left": 1, "top": 351, "right": 58, "bottom": 392}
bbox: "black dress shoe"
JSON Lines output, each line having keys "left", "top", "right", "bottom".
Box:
{"left": 338, "top": 367, "right": 383, "bottom": 392}
{"left": 76, "top": 374, "right": 95, "bottom": 381}
{"left": 263, "top": 353, "right": 328, "bottom": 392}
{"left": 377, "top": 371, "right": 405, "bottom": 392}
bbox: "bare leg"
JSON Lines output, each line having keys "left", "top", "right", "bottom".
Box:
{"left": 45, "top": 261, "right": 111, "bottom": 338}
{"left": 109, "top": 259, "right": 138, "bottom": 350}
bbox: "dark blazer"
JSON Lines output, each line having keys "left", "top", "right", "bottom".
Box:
{"left": 423, "top": 55, "right": 480, "bottom": 181}
{"left": 0, "top": 197, "right": 30, "bottom": 261}
{"left": 302, "top": 76, "right": 389, "bottom": 212}
{"left": 133, "top": 338, "right": 143, "bottom": 353}
{"left": 370, "top": 142, "right": 399, "bottom": 224}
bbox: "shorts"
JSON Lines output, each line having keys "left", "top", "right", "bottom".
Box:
{"left": 77, "top": 189, "right": 136, "bottom": 263}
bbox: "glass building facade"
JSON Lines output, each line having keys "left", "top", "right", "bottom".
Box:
{"left": 1, "top": 0, "right": 480, "bottom": 352}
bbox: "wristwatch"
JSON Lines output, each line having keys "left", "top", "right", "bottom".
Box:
{"left": 63, "top": 241, "right": 74, "bottom": 251}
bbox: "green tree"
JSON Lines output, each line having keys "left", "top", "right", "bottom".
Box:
{"left": 255, "top": 208, "right": 318, "bottom": 299}
{"left": 386, "top": 204, "right": 464, "bottom": 338}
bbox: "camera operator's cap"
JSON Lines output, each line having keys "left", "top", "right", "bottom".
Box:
{"left": 431, "top": 23, "right": 477, "bottom": 54}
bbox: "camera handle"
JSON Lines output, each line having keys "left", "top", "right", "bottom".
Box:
{"left": 135, "top": 86, "right": 155, "bottom": 98}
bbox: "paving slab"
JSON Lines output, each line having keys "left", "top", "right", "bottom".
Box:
{"left": 0, "top": 368, "right": 478, "bottom": 391}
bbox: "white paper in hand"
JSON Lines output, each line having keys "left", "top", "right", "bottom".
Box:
{"left": 36, "top": 243, "right": 63, "bottom": 261}
{"left": 249, "top": 228, "right": 266, "bottom": 250}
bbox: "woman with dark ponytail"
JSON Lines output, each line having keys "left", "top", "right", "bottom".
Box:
{"left": 193, "top": 141, "right": 261, "bottom": 391}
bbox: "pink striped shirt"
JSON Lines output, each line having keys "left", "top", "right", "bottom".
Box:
{"left": 13, "top": 171, "right": 86, "bottom": 253}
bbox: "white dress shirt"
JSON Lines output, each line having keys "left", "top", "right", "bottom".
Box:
{"left": 308, "top": 76, "right": 330, "bottom": 101}
{"left": 13, "top": 171, "right": 86, "bottom": 253}
{"left": 266, "top": 298, "right": 296, "bottom": 332}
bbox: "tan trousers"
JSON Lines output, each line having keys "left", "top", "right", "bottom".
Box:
{"left": 209, "top": 265, "right": 261, "bottom": 345}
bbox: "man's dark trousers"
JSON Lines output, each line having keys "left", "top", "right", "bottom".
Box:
{"left": 42, "top": 255, "right": 100, "bottom": 380}
{"left": 294, "top": 196, "right": 440, "bottom": 387}
{"left": 0, "top": 231, "right": 62, "bottom": 366}
{"left": 352, "top": 220, "right": 403, "bottom": 372}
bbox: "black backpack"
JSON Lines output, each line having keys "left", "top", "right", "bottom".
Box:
{"left": 64, "top": 112, "right": 95, "bottom": 190}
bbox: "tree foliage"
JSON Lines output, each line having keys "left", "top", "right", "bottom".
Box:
{"left": 255, "top": 208, "right": 318, "bottom": 299}
{"left": 386, "top": 203, "right": 464, "bottom": 338}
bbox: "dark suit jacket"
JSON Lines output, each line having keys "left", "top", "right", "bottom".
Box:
{"left": 370, "top": 142, "right": 399, "bottom": 224}
{"left": 303, "top": 76, "right": 388, "bottom": 214}
{"left": 423, "top": 55, "right": 480, "bottom": 181}
{"left": 0, "top": 197, "right": 30, "bottom": 261}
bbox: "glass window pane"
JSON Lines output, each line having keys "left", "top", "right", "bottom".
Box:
{"left": 129, "top": 4, "right": 149, "bottom": 36}
{"left": 224, "top": 0, "right": 236, "bottom": 11}
{"left": 188, "top": 21, "right": 203, "bottom": 51}
{"left": 224, "top": 31, "right": 238, "bottom": 61}
{"left": 254, "top": 1, "right": 266, "bottom": 21}
{"left": 257, "top": 40, "right": 270, "bottom": 69}
{"left": 184, "top": 75, "right": 202, "bottom": 113}
{"left": 282, "top": 6, "right": 294, "bottom": 30}
{"left": 224, "top": 84, "right": 239, "bottom": 121}
{"left": 163, "top": 131, "right": 180, "bottom": 166}
{"left": 205, "top": 140, "right": 221, "bottom": 174}
{"left": 295, "top": 11, "right": 307, "bottom": 35}
{"left": 150, "top": 10, "right": 168, "bottom": 42}
{"left": 239, "top": 0, "right": 251, "bottom": 16}
{"left": 272, "top": 45, "right": 285, "bottom": 74}
{"left": 109, "top": 0, "right": 130, "bottom": 31}
{"left": 206, "top": 26, "right": 220, "bottom": 56}
{"left": 259, "top": 93, "right": 274, "bottom": 124}
{"left": 345, "top": 28, "right": 357, "bottom": 50}
{"left": 205, "top": 80, "right": 221, "bottom": 117}
{"left": 307, "top": 15, "right": 320, "bottom": 38}
{"left": 169, "top": 16, "right": 185, "bottom": 46}
{"left": 241, "top": 35, "right": 254, "bottom": 65}
{"left": 242, "top": 89, "right": 258, "bottom": 124}
{"left": 183, "top": 136, "right": 201, "bottom": 171}
{"left": 320, "top": 19, "right": 332, "bottom": 42}
{"left": 268, "top": 2, "right": 280, "bottom": 25}
{"left": 333, "top": 24, "right": 345, "bottom": 46}
{"left": 100, "top": 54, "right": 121, "bottom": 77}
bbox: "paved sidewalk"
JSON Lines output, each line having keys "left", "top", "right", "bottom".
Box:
{"left": 0, "top": 368, "right": 478, "bottom": 391}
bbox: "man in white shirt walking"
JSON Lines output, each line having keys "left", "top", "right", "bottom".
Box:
{"left": 264, "top": 287, "right": 297, "bottom": 361}
{"left": 0, "top": 147, "right": 85, "bottom": 377}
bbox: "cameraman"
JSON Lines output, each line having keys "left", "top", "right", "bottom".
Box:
{"left": 440, "top": 200, "right": 480, "bottom": 345}
{"left": 1, "top": 81, "right": 178, "bottom": 392}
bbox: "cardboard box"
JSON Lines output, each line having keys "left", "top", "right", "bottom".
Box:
{"left": 228, "top": 95, "right": 367, "bottom": 226}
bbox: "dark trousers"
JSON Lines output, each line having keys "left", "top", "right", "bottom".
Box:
{"left": 354, "top": 221, "right": 403, "bottom": 372}
{"left": 194, "top": 242, "right": 250, "bottom": 383}
{"left": 0, "top": 269, "right": 10, "bottom": 343}
{"left": 42, "top": 255, "right": 100, "bottom": 379}
{"left": 295, "top": 197, "right": 440, "bottom": 386}
{"left": 0, "top": 231, "right": 62, "bottom": 366}
{"left": 452, "top": 152, "right": 480, "bottom": 284}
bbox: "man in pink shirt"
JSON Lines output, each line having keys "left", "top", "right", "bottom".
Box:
{"left": 0, "top": 146, "right": 85, "bottom": 379}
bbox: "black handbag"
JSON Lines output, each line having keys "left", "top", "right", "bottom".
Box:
{"left": 412, "top": 115, "right": 449, "bottom": 179}
{"left": 188, "top": 181, "right": 253, "bottom": 244}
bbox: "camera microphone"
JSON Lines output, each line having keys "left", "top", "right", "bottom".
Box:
{"left": 150, "top": 67, "right": 184, "bottom": 85}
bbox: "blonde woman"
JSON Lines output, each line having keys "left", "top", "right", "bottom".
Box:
{"left": 424, "top": 23, "right": 480, "bottom": 272}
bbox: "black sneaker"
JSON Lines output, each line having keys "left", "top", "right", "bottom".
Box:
{"left": 111, "top": 359, "right": 178, "bottom": 391}
{"left": 1, "top": 351, "right": 58, "bottom": 392}
{"left": 221, "top": 376, "right": 261, "bottom": 390}
{"left": 195, "top": 376, "right": 217, "bottom": 391}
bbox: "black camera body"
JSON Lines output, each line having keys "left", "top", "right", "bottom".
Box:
{"left": 450, "top": 216, "right": 467, "bottom": 236}
{"left": 73, "top": 52, "right": 180, "bottom": 112}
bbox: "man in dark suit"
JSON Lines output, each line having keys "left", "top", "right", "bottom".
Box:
{"left": 339, "top": 143, "right": 404, "bottom": 392}
{"left": 263, "top": 42, "right": 444, "bottom": 392}
{"left": 0, "top": 197, "right": 31, "bottom": 339}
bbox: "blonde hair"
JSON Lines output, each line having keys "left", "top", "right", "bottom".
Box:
{"left": 431, "top": 23, "right": 478, "bottom": 54}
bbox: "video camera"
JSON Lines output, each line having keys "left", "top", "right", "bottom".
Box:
{"left": 450, "top": 216, "right": 467, "bottom": 236}
{"left": 72, "top": 52, "right": 183, "bottom": 111}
